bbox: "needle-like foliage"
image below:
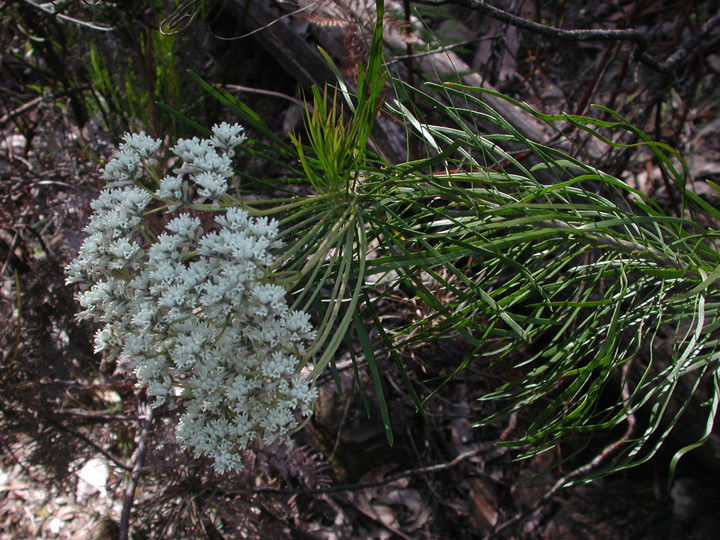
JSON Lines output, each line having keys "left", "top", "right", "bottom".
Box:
{"left": 228, "top": 16, "right": 720, "bottom": 479}
{"left": 72, "top": 0, "right": 720, "bottom": 483}
{"left": 375, "top": 81, "right": 720, "bottom": 481}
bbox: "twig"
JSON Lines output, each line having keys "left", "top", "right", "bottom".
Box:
{"left": 659, "top": 11, "right": 720, "bottom": 74}
{"left": 224, "top": 84, "right": 306, "bottom": 108}
{"left": 0, "top": 86, "right": 93, "bottom": 127}
{"left": 41, "top": 415, "right": 132, "bottom": 473}
{"left": 118, "top": 404, "right": 154, "bottom": 540}
{"left": 0, "top": 230, "right": 22, "bottom": 279}
{"left": 210, "top": 0, "right": 322, "bottom": 40}
{"left": 411, "top": 0, "right": 649, "bottom": 50}
{"left": 0, "top": 96, "right": 43, "bottom": 127}
{"left": 411, "top": 0, "right": 720, "bottom": 75}
{"left": 222, "top": 442, "right": 497, "bottom": 496}
{"left": 19, "top": 0, "right": 114, "bottom": 31}
{"left": 328, "top": 386, "right": 355, "bottom": 464}
{"left": 0, "top": 433, "right": 33, "bottom": 477}
{"left": 56, "top": 408, "right": 143, "bottom": 422}
{"left": 383, "top": 36, "right": 495, "bottom": 66}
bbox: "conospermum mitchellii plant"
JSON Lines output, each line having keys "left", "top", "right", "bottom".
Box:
{"left": 65, "top": 0, "right": 720, "bottom": 486}
{"left": 66, "top": 125, "right": 317, "bottom": 473}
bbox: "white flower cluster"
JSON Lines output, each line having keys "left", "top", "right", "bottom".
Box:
{"left": 67, "top": 124, "right": 318, "bottom": 473}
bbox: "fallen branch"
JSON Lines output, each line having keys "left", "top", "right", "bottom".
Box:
{"left": 221, "top": 442, "right": 502, "bottom": 496}
{"left": 660, "top": 10, "right": 720, "bottom": 73}
{"left": 409, "top": 0, "right": 720, "bottom": 74}
{"left": 411, "top": 0, "right": 649, "bottom": 49}
{"left": 0, "top": 86, "right": 92, "bottom": 127}
{"left": 43, "top": 416, "right": 132, "bottom": 473}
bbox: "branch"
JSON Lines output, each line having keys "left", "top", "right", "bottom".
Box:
{"left": 411, "top": 0, "right": 649, "bottom": 50}
{"left": 19, "top": 0, "right": 114, "bottom": 31}
{"left": 660, "top": 10, "right": 720, "bottom": 73}
{"left": 221, "top": 442, "right": 501, "bottom": 496}
{"left": 224, "top": 84, "right": 306, "bottom": 108}
{"left": 0, "top": 86, "right": 93, "bottom": 127}
{"left": 44, "top": 416, "right": 132, "bottom": 472}
{"left": 411, "top": 0, "right": 720, "bottom": 75}
{"left": 118, "top": 404, "right": 154, "bottom": 540}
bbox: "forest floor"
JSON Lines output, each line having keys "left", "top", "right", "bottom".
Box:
{"left": 2, "top": 1, "right": 720, "bottom": 538}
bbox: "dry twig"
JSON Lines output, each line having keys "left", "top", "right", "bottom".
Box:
{"left": 119, "top": 404, "right": 154, "bottom": 540}
{"left": 411, "top": 0, "right": 649, "bottom": 49}
{"left": 221, "top": 442, "right": 500, "bottom": 496}
{"left": 410, "top": 0, "right": 720, "bottom": 74}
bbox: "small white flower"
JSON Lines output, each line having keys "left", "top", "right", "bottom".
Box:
{"left": 211, "top": 122, "right": 246, "bottom": 154}
{"left": 94, "top": 327, "right": 116, "bottom": 353}
{"left": 262, "top": 352, "right": 296, "bottom": 378}
{"left": 251, "top": 283, "right": 287, "bottom": 312}
{"left": 195, "top": 150, "right": 233, "bottom": 177}
{"left": 66, "top": 126, "right": 317, "bottom": 473}
{"left": 247, "top": 215, "right": 279, "bottom": 239}
{"left": 146, "top": 378, "right": 172, "bottom": 406}
{"left": 283, "top": 310, "right": 315, "bottom": 335}
{"left": 216, "top": 207, "right": 250, "bottom": 231}
{"left": 193, "top": 170, "right": 228, "bottom": 199}
{"left": 166, "top": 214, "right": 201, "bottom": 241}
{"left": 121, "top": 131, "right": 162, "bottom": 159}
{"left": 99, "top": 149, "right": 141, "bottom": 184}
{"left": 171, "top": 137, "right": 213, "bottom": 162}
{"left": 157, "top": 175, "right": 185, "bottom": 201}
{"left": 108, "top": 237, "right": 141, "bottom": 262}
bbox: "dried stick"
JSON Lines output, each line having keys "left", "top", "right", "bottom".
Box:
{"left": 0, "top": 231, "right": 22, "bottom": 279}
{"left": 222, "top": 442, "right": 501, "bottom": 496}
{"left": 19, "top": 0, "right": 113, "bottom": 31}
{"left": 224, "top": 84, "right": 306, "bottom": 107}
{"left": 660, "top": 11, "right": 720, "bottom": 74}
{"left": 411, "top": 0, "right": 720, "bottom": 75}
{"left": 43, "top": 416, "right": 132, "bottom": 473}
{"left": 0, "top": 86, "right": 92, "bottom": 127}
{"left": 118, "top": 404, "right": 154, "bottom": 540}
{"left": 411, "top": 0, "right": 649, "bottom": 50}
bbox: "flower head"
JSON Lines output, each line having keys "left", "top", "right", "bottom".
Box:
{"left": 66, "top": 124, "right": 317, "bottom": 473}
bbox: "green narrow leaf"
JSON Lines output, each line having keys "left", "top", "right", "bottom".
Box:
{"left": 353, "top": 311, "right": 394, "bottom": 446}
{"left": 156, "top": 102, "right": 211, "bottom": 136}
{"left": 345, "top": 333, "right": 372, "bottom": 418}
{"left": 668, "top": 369, "right": 720, "bottom": 487}
{"left": 361, "top": 289, "right": 426, "bottom": 419}
{"left": 187, "top": 70, "right": 289, "bottom": 147}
